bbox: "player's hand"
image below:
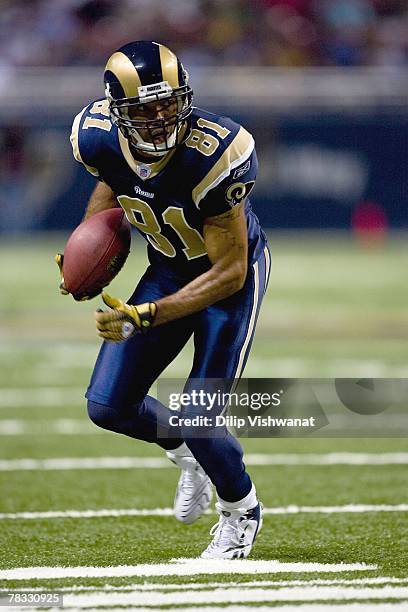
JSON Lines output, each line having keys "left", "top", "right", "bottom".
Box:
{"left": 94, "top": 292, "right": 157, "bottom": 342}
{"left": 55, "top": 253, "right": 102, "bottom": 301}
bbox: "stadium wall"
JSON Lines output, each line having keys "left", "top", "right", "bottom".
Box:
{"left": 0, "top": 68, "right": 406, "bottom": 233}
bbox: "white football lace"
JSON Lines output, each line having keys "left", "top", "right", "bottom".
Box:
{"left": 208, "top": 517, "right": 239, "bottom": 549}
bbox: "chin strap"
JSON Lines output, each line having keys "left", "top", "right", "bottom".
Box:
{"left": 129, "top": 140, "right": 168, "bottom": 160}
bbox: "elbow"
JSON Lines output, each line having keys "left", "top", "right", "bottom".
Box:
{"left": 233, "top": 266, "right": 247, "bottom": 292}
{"left": 224, "top": 262, "right": 247, "bottom": 296}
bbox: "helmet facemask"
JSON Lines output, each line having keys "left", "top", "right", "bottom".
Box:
{"left": 107, "top": 81, "right": 193, "bottom": 157}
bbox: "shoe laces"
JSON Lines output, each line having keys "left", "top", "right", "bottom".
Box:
{"left": 208, "top": 513, "right": 241, "bottom": 549}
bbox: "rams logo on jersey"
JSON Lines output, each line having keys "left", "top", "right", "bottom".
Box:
{"left": 225, "top": 181, "right": 255, "bottom": 207}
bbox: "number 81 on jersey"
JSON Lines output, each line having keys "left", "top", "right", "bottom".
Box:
{"left": 118, "top": 195, "right": 207, "bottom": 261}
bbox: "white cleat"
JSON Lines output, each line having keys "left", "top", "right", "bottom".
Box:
{"left": 201, "top": 501, "right": 263, "bottom": 559}
{"left": 166, "top": 451, "right": 213, "bottom": 524}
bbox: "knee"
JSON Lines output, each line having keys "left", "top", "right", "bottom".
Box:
{"left": 87, "top": 400, "right": 117, "bottom": 431}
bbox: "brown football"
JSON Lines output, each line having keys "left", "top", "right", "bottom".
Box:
{"left": 62, "top": 208, "right": 131, "bottom": 299}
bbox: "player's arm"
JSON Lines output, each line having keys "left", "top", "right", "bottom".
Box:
{"left": 82, "top": 181, "right": 118, "bottom": 221}
{"left": 154, "top": 202, "right": 247, "bottom": 325}
{"left": 95, "top": 202, "right": 248, "bottom": 340}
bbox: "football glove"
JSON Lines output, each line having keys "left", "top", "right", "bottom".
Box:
{"left": 55, "top": 253, "right": 69, "bottom": 295}
{"left": 55, "top": 253, "right": 102, "bottom": 301}
{"left": 95, "top": 292, "right": 157, "bottom": 342}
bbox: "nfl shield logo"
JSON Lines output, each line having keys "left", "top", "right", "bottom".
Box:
{"left": 137, "top": 164, "right": 151, "bottom": 180}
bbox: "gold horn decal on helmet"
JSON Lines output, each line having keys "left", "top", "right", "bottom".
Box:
{"left": 105, "top": 52, "right": 142, "bottom": 97}
{"left": 158, "top": 45, "right": 179, "bottom": 89}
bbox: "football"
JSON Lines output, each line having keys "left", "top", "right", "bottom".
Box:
{"left": 62, "top": 207, "right": 131, "bottom": 299}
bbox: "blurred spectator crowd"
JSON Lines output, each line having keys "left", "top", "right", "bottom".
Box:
{"left": 0, "top": 0, "right": 407, "bottom": 68}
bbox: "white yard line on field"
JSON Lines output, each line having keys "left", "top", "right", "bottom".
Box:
{"left": 19, "top": 585, "right": 408, "bottom": 607}
{"left": 0, "top": 420, "right": 102, "bottom": 436}
{"left": 1, "top": 453, "right": 408, "bottom": 471}
{"left": 0, "top": 559, "right": 377, "bottom": 581}
{"left": 1, "top": 416, "right": 408, "bottom": 435}
{"left": 0, "top": 457, "right": 168, "bottom": 471}
{"left": 0, "top": 388, "right": 84, "bottom": 408}
{"left": 265, "top": 504, "right": 408, "bottom": 514}
{"left": 72, "top": 606, "right": 408, "bottom": 612}
{"left": 246, "top": 453, "right": 408, "bottom": 465}
{"left": 5, "top": 577, "right": 407, "bottom": 592}
{"left": 1, "top": 504, "right": 408, "bottom": 521}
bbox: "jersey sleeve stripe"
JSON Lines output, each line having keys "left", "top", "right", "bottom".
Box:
{"left": 70, "top": 106, "right": 100, "bottom": 177}
{"left": 192, "top": 127, "right": 254, "bottom": 208}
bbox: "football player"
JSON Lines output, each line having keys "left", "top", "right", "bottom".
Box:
{"left": 58, "top": 41, "right": 271, "bottom": 559}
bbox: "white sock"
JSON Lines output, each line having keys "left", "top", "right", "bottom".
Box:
{"left": 166, "top": 442, "right": 192, "bottom": 457}
{"left": 217, "top": 484, "right": 257, "bottom": 512}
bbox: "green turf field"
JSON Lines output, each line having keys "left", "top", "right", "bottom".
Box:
{"left": 0, "top": 233, "right": 407, "bottom": 609}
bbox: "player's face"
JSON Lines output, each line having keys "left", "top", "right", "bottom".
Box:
{"left": 128, "top": 98, "right": 178, "bottom": 144}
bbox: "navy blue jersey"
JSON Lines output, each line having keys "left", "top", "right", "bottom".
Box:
{"left": 71, "top": 100, "right": 266, "bottom": 279}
